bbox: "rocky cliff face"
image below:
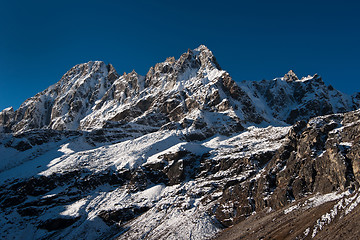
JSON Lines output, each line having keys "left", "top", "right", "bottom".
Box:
{"left": 0, "top": 45, "right": 360, "bottom": 240}
{"left": 213, "top": 110, "right": 360, "bottom": 225}
{"left": 215, "top": 109, "right": 360, "bottom": 240}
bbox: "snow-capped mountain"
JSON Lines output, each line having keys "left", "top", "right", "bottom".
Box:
{"left": 1, "top": 61, "right": 114, "bottom": 133}
{"left": 1, "top": 45, "right": 358, "bottom": 136}
{"left": 1, "top": 45, "right": 360, "bottom": 240}
{"left": 239, "top": 70, "right": 358, "bottom": 124}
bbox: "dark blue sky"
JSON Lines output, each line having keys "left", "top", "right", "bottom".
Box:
{"left": 1, "top": 1, "right": 359, "bottom": 110}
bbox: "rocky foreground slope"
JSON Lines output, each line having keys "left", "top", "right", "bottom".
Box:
{"left": 1, "top": 46, "right": 360, "bottom": 239}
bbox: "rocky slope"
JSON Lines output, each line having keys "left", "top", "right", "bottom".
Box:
{"left": 0, "top": 45, "right": 360, "bottom": 240}
{"left": 215, "top": 109, "right": 360, "bottom": 239}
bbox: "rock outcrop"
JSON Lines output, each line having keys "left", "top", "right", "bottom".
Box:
{"left": 213, "top": 110, "right": 360, "bottom": 239}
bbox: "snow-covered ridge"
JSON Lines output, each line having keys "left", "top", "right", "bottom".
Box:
{"left": 0, "top": 124, "right": 290, "bottom": 240}
{"left": 0, "top": 46, "right": 358, "bottom": 135}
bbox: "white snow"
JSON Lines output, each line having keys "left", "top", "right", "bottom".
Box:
{"left": 61, "top": 198, "right": 88, "bottom": 217}
{"left": 340, "top": 142, "right": 352, "bottom": 147}
{"left": 306, "top": 191, "right": 350, "bottom": 209}
{"left": 39, "top": 130, "right": 183, "bottom": 175}
{"left": 310, "top": 189, "right": 358, "bottom": 238}
{"left": 303, "top": 227, "right": 310, "bottom": 237}
{"left": 284, "top": 204, "right": 300, "bottom": 214}
{"left": 146, "top": 142, "right": 210, "bottom": 165}
{"left": 59, "top": 143, "right": 75, "bottom": 155}
{"left": 0, "top": 122, "right": 292, "bottom": 240}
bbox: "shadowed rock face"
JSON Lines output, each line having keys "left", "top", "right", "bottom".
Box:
{"left": 38, "top": 217, "right": 81, "bottom": 231}
{"left": 212, "top": 110, "right": 360, "bottom": 239}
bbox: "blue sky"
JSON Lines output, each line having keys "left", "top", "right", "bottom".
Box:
{"left": 1, "top": 0, "right": 359, "bottom": 110}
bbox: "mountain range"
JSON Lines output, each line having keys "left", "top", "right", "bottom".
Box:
{"left": 1, "top": 45, "right": 360, "bottom": 239}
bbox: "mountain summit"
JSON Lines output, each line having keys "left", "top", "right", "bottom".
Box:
{"left": 1, "top": 45, "right": 358, "bottom": 135}
{"left": 283, "top": 69, "right": 298, "bottom": 81}
{"left": 1, "top": 46, "right": 360, "bottom": 240}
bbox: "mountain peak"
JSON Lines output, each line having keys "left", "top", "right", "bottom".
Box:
{"left": 62, "top": 61, "right": 107, "bottom": 82}
{"left": 1, "top": 47, "right": 358, "bottom": 134}
{"left": 283, "top": 70, "right": 299, "bottom": 82}
{"left": 130, "top": 69, "right": 138, "bottom": 75}
{"left": 192, "top": 45, "right": 221, "bottom": 70}
{"left": 106, "top": 63, "right": 116, "bottom": 72}
{"left": 194, "top": 44, "right": 210, "bottom": 52}
{"left": 74, "top": 60, "right": 106, "bottom": 71}
{"left": 165, "top": 56, "right": 176, "bottom": 63}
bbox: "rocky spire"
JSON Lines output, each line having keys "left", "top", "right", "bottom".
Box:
{"left": 283, "top": 70, "right": 299, "bottom": 82}
{"left": 194, "top": 44, "right": 221, "bottom": 70}
{"left": 106, "top": 63, "right": 119, "bottom": 82}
